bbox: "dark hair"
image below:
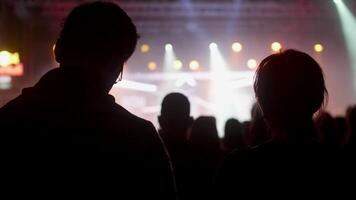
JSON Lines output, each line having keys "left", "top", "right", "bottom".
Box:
{"left": 189, "top": 116, "right": 221, "bottom": 151}
{"left": 254, "top": 49, "right": 327, "bottom": 119}
{"left": 161, "top": 93, "right": 190, "bottom": 119}
{"left": 56, "top": 1, "right": 138, "bottom": 63}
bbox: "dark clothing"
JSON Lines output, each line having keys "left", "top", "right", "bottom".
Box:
{"left": 214, "top": 141, "right": 353, "bottom": 199}
{"left": 0, "top": 68, "right": 176, "bottom": 199}
{"left": 159, "top": 129, "right": 193, "bottom": 200}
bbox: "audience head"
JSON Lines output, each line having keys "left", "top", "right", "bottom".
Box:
{"left": 346, "top": 105, "right": 356, "bottom": 145}
{"left": 315, "top": 112, "right": 337, "bottom": 145}
{"left": 54, "top": 1, "right": 138, "bottom": 92}
{"left": 254, "top": 49, "right": 327, "bottom": 126}
{"left": 334, "top": 116, "right": 347, "bottom": 145}
{"left": 224, "top": 118, "right": 245, "bottom": 151}
{"left": 159, "top": 93, "right": 193, "bottom": 137}
{"left": 188, "top": 116, "right": 221, "bottom": 152}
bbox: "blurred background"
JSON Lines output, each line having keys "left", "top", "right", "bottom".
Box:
{"left": 0, "top": 0, "right": 355, "bottom": 136}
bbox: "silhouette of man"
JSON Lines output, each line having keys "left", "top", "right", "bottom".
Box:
{"left": 158, "top": 92, "right": 193, "bottom": 200}
{"left": 223, "top": 118, "right": 245, "bottom": 152}
{"left": 0, "top": 2, "right": 175, "bottom": 199}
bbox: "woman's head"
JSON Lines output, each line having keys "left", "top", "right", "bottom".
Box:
{"left": 254, "top": 49, "right": 327, "bottom": 122}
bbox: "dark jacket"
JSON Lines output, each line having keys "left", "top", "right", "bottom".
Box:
{"left": 0, "top": 68, "right": 176, "bottom": 199}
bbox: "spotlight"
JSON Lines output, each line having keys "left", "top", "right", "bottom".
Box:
{"left": 189, "top": 60, "right": 200, "bottom": 71}
{"left": 0, "top": 51, "right": 12, "bottom": 67}
{"left": 271, "top": 42, "right": 282, "bottom": 52}
{"left": 314, "top": 44, "right": 324, "bottom": 53}
{"left": 174, "top": 60, "right": 183, "bottom": 70}
{"left": 247, "top": 59, "right": 257, "bottom": 69}
{"left": 147, "top": 61, "right": 157, "bottom": 71}
{"left": 232, "top": 42, "right": 242, "bottom": 52}
{"left": 165, "top": 43, "right": 173, "bottom": 51}
{"left": 209, "top": 43, "right": 218, "bottom": 50}
{"left": 140, "top": 44, "right": 150, "bottom": 53}
{"left": 334, "top": 0, "right": 342, "bottom": 4}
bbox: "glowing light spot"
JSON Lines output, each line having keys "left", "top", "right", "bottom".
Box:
{"left": 232, "top": 42, "right": 242, "bottom": 52}
{"left": 271, "top": 42, "right": 282, "bottom": 52}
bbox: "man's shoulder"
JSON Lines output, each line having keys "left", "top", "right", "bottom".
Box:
{"left": 111, "top": 102, "right": 153, "bottom": 128}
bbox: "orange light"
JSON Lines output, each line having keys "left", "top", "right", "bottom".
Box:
{"left": 0, "top": 63, "right": 24, "bottom": 76}
{"left": 140, "top": 44, "right": 150, "bottom": 53}
{"left": 147, "top": 61, "right": 157, "bottom": 71}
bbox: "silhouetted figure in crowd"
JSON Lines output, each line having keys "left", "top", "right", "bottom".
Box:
{"left": 334, "top": 116, "right": 347, "bottom": 145}
{"left": 315, "top": 112, "right": 338, "bottom": 146}
{"left": 346, "top": 105, "right": 356, "bottom": 147}
{"left": 241, "top": 121, "right": 251, "bottom": 141}
{"left": 215, "top": 50, "right": 349, "bottom": 197}
{"left": 158, "top": 92, "right": 193, "bottom": 200}
{"left": 223, "top": 118, "right": 246, "bottom": 152}
{"left": 0, "top": 2, "right": 175, "bottom": 199}
{"left": 247, "top": 102, "right": 270, "bottom": 147}
{"left": 188, "top": 116, "right": 223, "bottom": 200}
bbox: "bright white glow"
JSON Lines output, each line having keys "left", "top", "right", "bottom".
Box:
{"left": 186, "top": 78, "right": 197, "bottom": 87}
{"left": 334, "top": 0, "right": 342, "bottom": 4}
{"left": 174, "top": 60, "right": 183, "bottom": 70}
{"left": 247, "top": 59, "right": 258, "bottom": 69}
{"left": 232, "top": 42, "right": 243, "bottom": 52}
{"left": 115, "top": 80, "right": 157, "bottom": 92}
{"left": 209, "top": 42, "right": 218, "bottom": 50}
{"left": 189, "top": 60, "right": 200, "bottom": 71}
{"left": 314, "top": 44, "right": 324, "bottom": 53}
{"left": 334, "top": 0, "right": 356, "bottom": 93}
{"left": 271, "top": 42, "right": 282, "bottom": 52}
{"left": 0, "top": 75, "right": 12, "bottom": 89}
{"left": 165, "top": 43, "right": 173, "bottom": 51}
{"left": 175, "top": 79, "right": 186, "bottom": 87}
{"left": 163, "top": 44, "right": 177, "bottom": 72}
{"left": 0, "top": 76, "right": 11, "bottom": 83}
{"left": 209, "top": 44, "right": 238, "bottom": 137}
{"left": 0, "top": 51, "right": 12, "bottom": 67}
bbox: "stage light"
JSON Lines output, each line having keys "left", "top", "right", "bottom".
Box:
{"left": 247, "top": 59, "right": 258, "bottom": 69}
{"left": 232, "top": 42, "right": 242, "bottom": 52}
{"left": 189, "top": 60, "right": 200, "bottom": 71}
{"left": 174, "top": 60, "right": 183, "bottom": 70}
{"left": 147, "top": 61, "right": 157, "bottom": 71}
{"left": 314, "top": 44, "right": 324, "bottom": 53}
{"left": 209, "top": 42, "right": 218, "bottom": 50}
{"left": 335, "top": 0, "right": 356, "bottom": 93}
{"left": 164, "top": 43, "right": 177, "bottom": 72}
{"left": 10, "top": 53, "right": 20, "bottom": 65}
{"left": 115, "top": 80, "right": 157, "bottom": 92}
{"left": 140, "top": 44, "right": 150, "bottom": 53}
{"left": 334, "top": 0, "right": 342, "bottom": 4}
{"left": 0, "top": 51, "right": 12, "bottom": 67}
{"left": 271, "top": 42, "right": 282, "bottom": 52}
{"left": 165, "top": 43, "right": 173, "bottom": 51}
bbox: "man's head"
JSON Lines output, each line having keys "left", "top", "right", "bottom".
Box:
{"left": 159, "top": 93, "right": 193, "bottom": 136}
{"left": 54, "top": 1, "right": 138, "bottom": 91}
{"left": 254, "top": 49, "right": 327, "bottom": 125}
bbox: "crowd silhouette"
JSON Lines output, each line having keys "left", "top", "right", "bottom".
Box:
{"left": 0, "top": 1, "right": 354, "bottom": 199}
